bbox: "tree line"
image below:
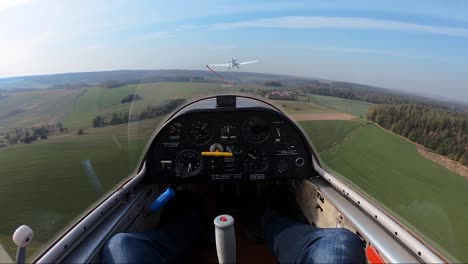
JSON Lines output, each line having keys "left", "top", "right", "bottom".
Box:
{"left": 93, "top": 98, "right": 186, "bottom": 127}
{"left": 121, "top": 93, "right": 142, "bottom": 104}
{"left": 264, "top": 81, "right": 282, "bottom": 87}
{"left": 367, "top": 104, "right": 468, "bottom": 165}
{"left": 1, "top": 122, "right": 65, "bottom": 146}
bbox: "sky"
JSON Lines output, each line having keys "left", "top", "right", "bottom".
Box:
{"left": 1, "top": 0, "right": 468, "bottom": 101}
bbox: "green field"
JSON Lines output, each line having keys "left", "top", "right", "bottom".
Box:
{"left": 0, "top": 82, "right": 240, "bottom": 130}
{"left": 302, "top": 121, "right": 468, "bottom": 262}
{"left": 0, "top": 83, "right": 371, "bottom": 131}
{"left": 0, "top": 119, "right": 159, "bottom": 257}
{"left": 0, "top": 89, "right": 80, "bottom": 130}
{"left": 270, "top": 95, "right": 374, "bottom": 118}
{"left": 308, "top": 94, "right": 374, "bottom": 117}
{"left": 65, "top": 82, "right": 235, "bottom": 128}
{"left": 272, "top": 99, "right": 340, "bottom": 114}
{"left": 299, "top": 120, "right": 366, "bottom": 152}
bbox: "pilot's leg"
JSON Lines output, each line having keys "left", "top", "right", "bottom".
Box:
{"left": 102, "top": 192, "right": 204, "bottom": 264}
{"left": 262, "top": 209, "right": 365, "bottom": 264}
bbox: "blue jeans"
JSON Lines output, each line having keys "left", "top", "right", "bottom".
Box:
{"left": 261, "top": 209, "right": 364, "bottom": 263}
{"left": 102, "top": 209, "right": 364, "bottom": 263}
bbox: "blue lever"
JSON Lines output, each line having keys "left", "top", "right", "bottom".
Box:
{"left": 150, "top": 188, "right": 175, "bottom": 213}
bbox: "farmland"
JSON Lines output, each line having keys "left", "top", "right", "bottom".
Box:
{"left": 300, "top": 120, "right": 367, "bottom": 152}
{"left": 0, "top": 89, "right": 79, "bottom": 130}
{"left": 308, "top": 94, "right": 374, "bottom": 117}
{"left": 64, "top": 82, "right": 234, "bottom": 128}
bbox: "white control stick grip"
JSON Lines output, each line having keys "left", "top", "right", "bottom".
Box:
{"left": 214, "top": 214, "right": 236, "bottom": 264}
{"left": 12, "top": 225, "right": 33, "bottom": 248}
{"left": 12, "top": 225, "right": 33, "bottom": 264}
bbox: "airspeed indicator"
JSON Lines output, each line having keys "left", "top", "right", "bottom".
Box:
{"left": 176, "top": 150, "right": 204, "bottom": 177}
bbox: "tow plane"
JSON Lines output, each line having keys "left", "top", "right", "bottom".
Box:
{"left": 208, "top": 58, "right": 259, "bottom": 69}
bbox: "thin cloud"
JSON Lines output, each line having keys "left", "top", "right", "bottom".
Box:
{"left": 306, "top": 46, "right": 408, "bottom": 57}
{"left": 197, "top": 16, "right": 468, "bottom": 38}
{"left": 301, "top": 45, "right": 467, "bottom": 65}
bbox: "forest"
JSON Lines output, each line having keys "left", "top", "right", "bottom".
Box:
{"left": 367, "top": 104, "right": 468, "bottom": 165}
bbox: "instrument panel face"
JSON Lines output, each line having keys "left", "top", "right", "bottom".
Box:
{"left": 146, "top": 109, "right": 313, "bottom": 183}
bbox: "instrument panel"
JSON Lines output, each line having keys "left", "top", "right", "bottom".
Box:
{"left": 145, "top": 101, "right": 314, "bottom": 183}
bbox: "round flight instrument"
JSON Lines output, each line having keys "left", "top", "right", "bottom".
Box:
{"left": 220, "top": 124, "right": 238, "bottom": 143}
{"left": 244, "top": 150, "right": 270, "bottom": 173}
{"left": 242, "top": 116, "right": 270, "bottom": 143}
{"left": 175, "top": 150, "right": 204, "bottom": 176}
{"left": 167, "top": 122, "right": 182, "bottom": 140}
{"left": 188, "top": 120, "right": 212, "bottom": 144}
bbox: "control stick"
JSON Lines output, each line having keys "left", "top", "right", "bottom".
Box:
{"left": 214, "top": 214, "right": 236, "bottom": 264}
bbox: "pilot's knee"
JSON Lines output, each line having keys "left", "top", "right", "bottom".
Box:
{"left": 337, "top": 228, "right": 362, "bottom": 244}
{"left": 328, "top": 228, "right": 365, "bottom": 260}
{"left": 302, "top": 228, "right": 364, "bottom": 263}
{"left": 332, "top": 228, "right": 363, "bottom": 248}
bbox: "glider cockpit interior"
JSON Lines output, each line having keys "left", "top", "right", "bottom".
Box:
{"left": 34, "top": 96, "right": 434, "bottom": 264}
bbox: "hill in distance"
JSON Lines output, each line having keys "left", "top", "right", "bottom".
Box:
{"left": 0, "top": 70, "right": 302, "bottom": 90}
{"left": 0, "top": 69, "right": 467, "bottom": 112}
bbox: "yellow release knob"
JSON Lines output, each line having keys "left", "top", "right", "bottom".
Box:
{"left": 201, "top": 151, "right": 233, "bottom": 157}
